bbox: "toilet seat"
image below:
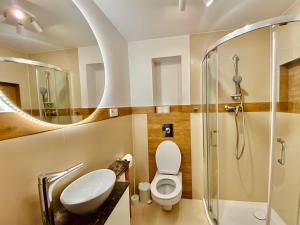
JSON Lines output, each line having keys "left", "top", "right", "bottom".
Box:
{"left": 150, "top": 173, "right": 182, "bottom": 200}
{"left": 156, "top": 141, "right": 181, "bottom": 175}
{"left": 150, "top": 141, "right": 182, "bottom": 209}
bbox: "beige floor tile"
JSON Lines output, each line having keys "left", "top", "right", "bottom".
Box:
{"left": 131, "top": 199, "right": 209, "bottom": 225}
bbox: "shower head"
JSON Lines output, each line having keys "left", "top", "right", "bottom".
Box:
{"left": 39, "top": 87, "right": 47, "bottom": 95}
{"left": 231, "top": 54, "right": 243, "bottom": 100}
{"left": 233, "top": 74, "right": 242, "bottom": 85}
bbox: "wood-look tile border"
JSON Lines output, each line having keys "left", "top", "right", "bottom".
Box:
{"left": 0, "top": 107, "right": 132, "bottom": 141}
{"left": 0, "top": 102, "right": 298, "bottom": 141}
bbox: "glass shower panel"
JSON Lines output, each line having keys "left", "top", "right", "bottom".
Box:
{"left": 217, "top": 27, "right": 272, "bottom": 225}
{"left": 35, "top": 67, "right": 72, "bottom": 124}
{"left": 202, "top": 56, "right": 209, "bottom": 207}
{"left": 203, "top": 50, "right": 219, "bottom": 224}
{"left": 269, "top": 21, "right": 300, "bottom": 225}
{"left": 36, "top": 67, "right": 58, "bottom": 122}
{"left": 54, "top": 70, "right": 72, "bottom": 124}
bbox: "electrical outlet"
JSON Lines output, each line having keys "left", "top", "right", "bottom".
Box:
{"left": 109, "top": 108, "right": 118, "bottom": 117}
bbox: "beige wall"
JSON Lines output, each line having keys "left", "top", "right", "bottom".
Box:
{"left": 190, "top": 113, "right": 203, "bottom": 199}
{"left": 271, "top": 113, "right": 300, "bottom": 225}
{"left": 285, "top": 0, "right": 300, "bottom": 14}
{"left": 0, "top": 116, "right": 133, "bottom": 225}
{"left": 190, "top": 31, "right": 229, "bottom": 104}
{"left": 131, "top": 114, "right": 149, "bottom": 191}
{"left": 219, "top": 113, "right": 270, "bottom": 201}
{"left": 0, "top": 46, "right": 32, "bottom": 109}
{"left": 218, "top": 27, "right": 271, "bottom": 103}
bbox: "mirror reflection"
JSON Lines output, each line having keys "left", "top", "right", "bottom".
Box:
{"left": 0, "top": 0, "right": 105, "bottom": 124}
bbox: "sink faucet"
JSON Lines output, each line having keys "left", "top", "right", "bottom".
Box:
{"left": 38, "top": 163, "right": 84, "bottom": 225}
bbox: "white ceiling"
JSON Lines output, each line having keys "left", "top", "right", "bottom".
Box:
{"left": 0, "top": 0, "right": 97, "bottom": 54}
{"left": 95, "top": 0, "right": 296, "bottom": 41}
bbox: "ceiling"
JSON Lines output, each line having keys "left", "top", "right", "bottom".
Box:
{"left": 95, "top": 0, "right": 296, "bottom": 41}
{"left": 0, "top": 0, "right": 97, "bottom": 54}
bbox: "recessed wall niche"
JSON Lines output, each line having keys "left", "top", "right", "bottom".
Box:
{"left": 152, "top": 56, "right": 182, "bottom": 106}
{"left": 85, "top": 63, "right": 105, "bottom": 108}
{"left": 279, "top": 58, "right": 300, "bottom": 113}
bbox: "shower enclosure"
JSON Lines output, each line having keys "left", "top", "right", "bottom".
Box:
{"left": 0, "top": 57, "right": 73, "bottom": 124}
{"left": 202, "top": 15, "right": 300, "bottom": 225}
{"left": 36, "top": 67, "right": 72, "bottom": 124}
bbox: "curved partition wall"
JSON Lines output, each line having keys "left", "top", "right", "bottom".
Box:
{"left": 202, "top": 15, "right": 300, "bottom": 225}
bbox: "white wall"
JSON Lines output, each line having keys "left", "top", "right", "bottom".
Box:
{"left": 74, "top": 0, "right": 131, "bottom": 107}
{"left": 152, "top": 56, "right": 182, "bottom": 105}
{"left": 78, "top": 45, "right": 105, "bottom": 108}
{"left": 128, "top": 35, "right": 190, "bottom": 106}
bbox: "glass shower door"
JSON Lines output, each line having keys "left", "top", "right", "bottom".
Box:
{"left": 269, "top": 21, "right": 300, "bottom": 225}
{"left": 203, "top": 50, "right": 219, "bottom": 224}
{"left": 54, "top": 70, "right": 72, "bottom": 124}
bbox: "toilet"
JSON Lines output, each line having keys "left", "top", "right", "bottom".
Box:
{"left": 150, "top": 140, "right": 182, "bottom": 211}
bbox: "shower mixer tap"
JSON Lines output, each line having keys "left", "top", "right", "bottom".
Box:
{"left": 224, "top": 104, "right": 242, "bottom": 115}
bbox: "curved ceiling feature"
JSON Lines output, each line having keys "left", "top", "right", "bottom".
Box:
{"left": 0, "top": 0, "right": 97, "bottom": 53}
{"left": 95, "top": 0, "right": 296, "bottom": 41}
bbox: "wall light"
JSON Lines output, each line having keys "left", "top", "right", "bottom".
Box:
{"left": 13, "top": 9, "right": 25, "bottom": 20}
{"left": 202, "top": 0, "right": 214, "bottom": 7}
{"left": 0, "top": 7, "right": 44, "bottom": 35}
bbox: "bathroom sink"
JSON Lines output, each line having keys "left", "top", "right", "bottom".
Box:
{"left": 60, "top": 169, "right": 116, "bottom": 215}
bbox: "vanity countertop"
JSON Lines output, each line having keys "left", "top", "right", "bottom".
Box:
{"left": 55, "top": 181, "right": 129, "bottom": 225}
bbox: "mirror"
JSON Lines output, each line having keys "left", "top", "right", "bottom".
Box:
{"left": 0, "top": 0, "right": 105, "bottom": 124}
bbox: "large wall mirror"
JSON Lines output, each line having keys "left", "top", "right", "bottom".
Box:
{"left": 0, "top": 0, "right": 105, "bottom": 125}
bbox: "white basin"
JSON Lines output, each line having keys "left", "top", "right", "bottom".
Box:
{"left": 60, "top": 169, "right": 116, "bottom": 215}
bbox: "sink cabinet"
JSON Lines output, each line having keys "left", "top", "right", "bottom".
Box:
{"left": 105, "top": 188, "right": 130, "bottom": 225}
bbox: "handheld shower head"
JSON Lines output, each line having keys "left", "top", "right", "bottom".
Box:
{"left": 39, "top": 87, "right": 47, "bottom": 95}
{"left": 231, "top": 54, "right": 243, "bottom": 100}
{"left": 233, "top": 74, "right": 242, "bottom": 85}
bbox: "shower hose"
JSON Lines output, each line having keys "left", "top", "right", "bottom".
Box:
{"left": 234, "top": 100, "right": 246, "bottom": 160}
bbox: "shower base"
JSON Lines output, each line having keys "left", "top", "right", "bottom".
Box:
{"left": 219, "top": 200, "right": 286, "bottom": 225}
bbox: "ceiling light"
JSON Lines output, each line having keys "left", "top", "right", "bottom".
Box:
{"left": 0, "top": 7, "right": 43, "bottom": 35}
{"left": 13, "top": 9, "right": 25, "bottom": 20}
{"left": 30, "top": 18, "right": 43, "bottom": 32}
{"left": 16, "top": 23, "right": 24, "bottom": 34}
{"left": 0, "top": 12, "right": 7, "bottom": 22}
{"left": 179, "top": 0, "right": 186, "bottom": 11}
{"left": 202, "top": 0, "right": 214, "bottom": 7}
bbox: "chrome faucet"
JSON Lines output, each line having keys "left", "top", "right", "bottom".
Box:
{"left": 38, "top": 163, "right": 84, "bottom": 225}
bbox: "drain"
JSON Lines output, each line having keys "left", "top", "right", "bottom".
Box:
{"left": 253, "top": 211, "right": 267, "bottom": 220}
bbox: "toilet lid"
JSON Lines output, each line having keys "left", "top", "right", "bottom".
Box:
{"left": 156, "top": 141, "right": 181, "bottom": 175}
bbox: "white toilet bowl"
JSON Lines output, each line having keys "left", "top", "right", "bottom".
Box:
{"left": 150, "top": 141, "right": 182, "bottom": 211}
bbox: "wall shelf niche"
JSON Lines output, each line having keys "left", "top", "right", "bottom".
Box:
{"left": 279, "top": 58, "right": 300, "bottom": 113}
{"left": 152, "top": 56, "right": 182, "bottom": 107}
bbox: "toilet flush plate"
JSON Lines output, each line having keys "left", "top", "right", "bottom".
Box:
{"left": 162, "top": 123, "right": 173, "bottom": 137}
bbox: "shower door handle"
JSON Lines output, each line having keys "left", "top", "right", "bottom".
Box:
{"left": 210, "top": 130, "right": 217, "bottom": 148}
{"left": 277, "top": 138, "right": 286, "bottom": 166}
